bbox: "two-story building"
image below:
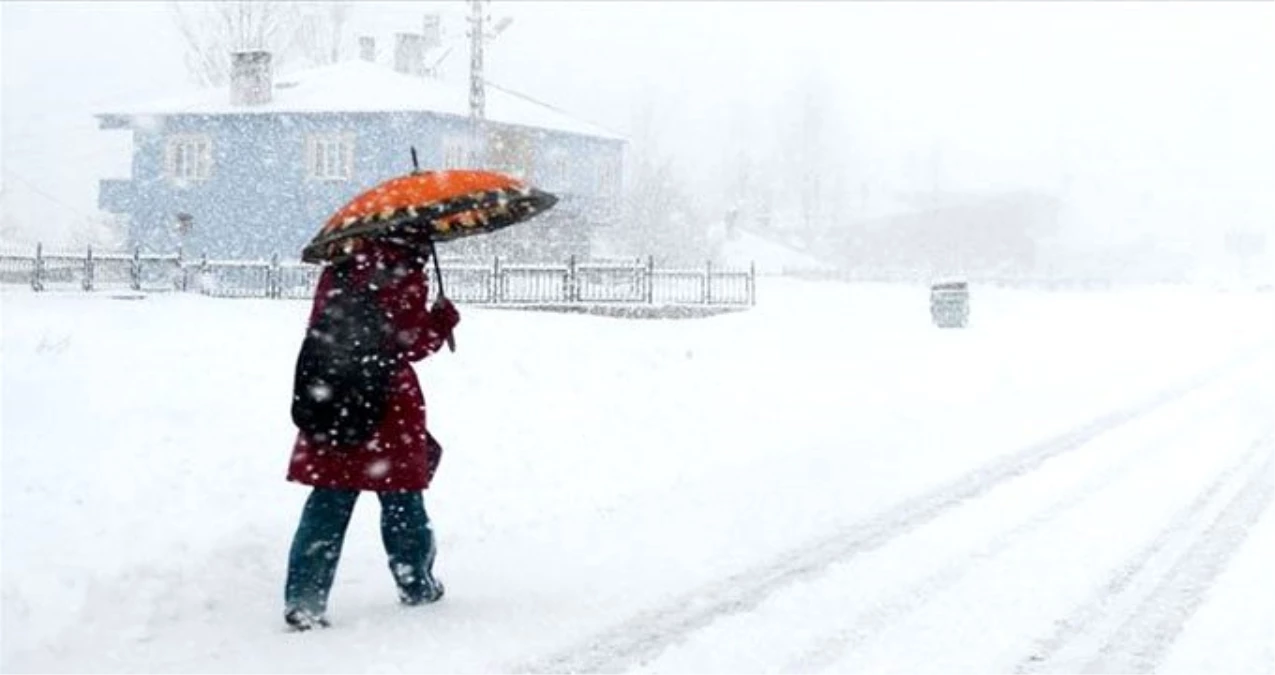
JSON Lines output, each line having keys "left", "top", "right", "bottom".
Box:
{"left": 97, "top": 43, "right": 625, "bottom": 262}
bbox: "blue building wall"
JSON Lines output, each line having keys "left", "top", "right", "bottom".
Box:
{"left": 99, "top": 110, "right": 624, "bottom": 261}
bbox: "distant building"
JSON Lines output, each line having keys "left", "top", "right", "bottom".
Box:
{"left": 97, "top": 43, "right": 625, "bottom": 261}
{"left": 819, "top": 190, "right": 1061, "bottom": 280}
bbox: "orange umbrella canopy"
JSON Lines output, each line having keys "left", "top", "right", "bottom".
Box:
{"left": 302, "top": 169, "right": 558, "bottom": 263}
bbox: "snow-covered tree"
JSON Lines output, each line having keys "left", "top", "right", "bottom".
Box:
{"left": 772, "top": 66, "right": 850, "bottom": 248}
{"left": 616, "top": 97, "right": 708, "bottom": 266}
{"left": 170, "top": 1, "right": 351, "bottom": 87}
{"left": 290, "top": 2, "right": 353, "bottom": 69}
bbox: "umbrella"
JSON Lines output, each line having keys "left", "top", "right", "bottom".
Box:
{"left": 301, "top": 150, "right": 558, "bottom": 264}
{"left": 302, "top": 148, "right": 559, "bottom": 352}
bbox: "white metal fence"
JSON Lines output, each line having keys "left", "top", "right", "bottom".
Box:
{"left": 1, "top": 245, "right": 756, "bottom": 307}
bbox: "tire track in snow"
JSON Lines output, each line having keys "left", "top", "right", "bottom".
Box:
{"left": 782, "top": 383, "right": 1260, "bottom": 675}
{"left": 1016, "top": 433, "right": 1274, "bottom": 674}
{"left": 514, "top": 347, "right": 1272, "bottom": 675}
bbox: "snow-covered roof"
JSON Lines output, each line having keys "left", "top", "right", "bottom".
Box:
{"left": 102, "top": 60, "right": 625, "bottom": 142}
{"left": 718, "top": 229, "right": 836, "bottom": 273}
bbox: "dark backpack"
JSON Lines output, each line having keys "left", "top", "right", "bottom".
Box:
{"left": 291, "top": 270, "right": 398, "bottom": 447}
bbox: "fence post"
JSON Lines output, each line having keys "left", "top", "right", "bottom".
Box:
{"left": 82, "top": 245, "right": 95, "bottom": 292}
{"left": 704, "top": 259, "right": 713, "bottom": 305}
{"left": 130, "top": 246, "right": 142, "bottom": 291}
{"left": 566, "top": 254, "right": 577, "bottom": 303}
{"left": 646, "top": 255, "right": 655, "bottom": 304}
{"left": 199, "top": 254, "right": 209, "bottom": 296}
{"left": 492, "top": 255, "right": 503, "bottom": 304}
{"left": 32, "top": 243, "right": 44, "bottom": 292}
{"left": 176, "top": 246, "right": 187, "bottom": 291}
{"left": 748, "top": 261, "right": 757, "bottom": 306}
{"left": 269, "top": 253, "right": 281, "bottom": 299}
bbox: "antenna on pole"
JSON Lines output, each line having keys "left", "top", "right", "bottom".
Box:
{"left": 465, "top": 0, "right": 512, "bottom": 169}
{"left": 467, "top": 0, "right": 486, "bottom": 170}
{"left": 468, "top": 0, "right": 486, "bottom": 123}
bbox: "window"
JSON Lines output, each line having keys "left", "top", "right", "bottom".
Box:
{"left": 593, "top": 155, "right": 622, "bottom": 221}
{"left": 306, "top": 133, "right": 354, "bottom": 181}
{"left": 492, "top": 132, "right": 534, "bottom": 180}
{"left": 442, "top": 136, "right": 474, "bottom": 169}
{"left": 541, "top": 150, "right": 570, "bottom": 191}
{"left": 598, "top": 156, "right": 621, "bottom": 198}
{"left": 497, "top": 158, "right": 530, "bottom": 180}
{"left": 165, "top": 134, "right": 213, "bottom": 182}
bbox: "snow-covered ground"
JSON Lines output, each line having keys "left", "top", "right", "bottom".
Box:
{"left": 2, "top": 280, "right": 1273, "bottom": 673}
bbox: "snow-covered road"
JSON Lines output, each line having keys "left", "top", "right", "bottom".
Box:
{"left": 3, "top": 282, "right": 1272, "bottom": 673}
{"left": 601, "top": 348, "right": 1274, "bottom": 675}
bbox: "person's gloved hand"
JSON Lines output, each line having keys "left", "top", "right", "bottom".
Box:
{"left": 431, "top": 297, "right": 460, "bottom": 334}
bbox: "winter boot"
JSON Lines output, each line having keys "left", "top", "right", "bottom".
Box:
{"left": 399, "top": 577, "right": 445, "bottom": 606}
{"left": 285, "top": 608, "right": 331, "bottom": 631}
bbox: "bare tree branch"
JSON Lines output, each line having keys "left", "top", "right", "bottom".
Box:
{"left": 618, "top": 92, "right": 708, "bottom": 264}
{"left": 169, "top": 1, "right": 319, "bottom": 87}
{"left": 288, "top": 2, "right": 352, "bottom": 69}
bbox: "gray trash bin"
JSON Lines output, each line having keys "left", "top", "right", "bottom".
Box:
{"left": 930, "top": 280, "right": 969, "bottom": 328}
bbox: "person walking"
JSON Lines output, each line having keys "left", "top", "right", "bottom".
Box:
{"left": 283, "top": 238, "right": 459, "bottom": 631}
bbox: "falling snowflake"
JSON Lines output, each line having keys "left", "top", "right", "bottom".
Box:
{"left": 308, "top": 383, "right": 333, "bottom": 402}
{"left": 392, "top": 562, "right": 416, "bottom": 584}
{"left": 367, "top": 459, "right": 392, "bottom": 479}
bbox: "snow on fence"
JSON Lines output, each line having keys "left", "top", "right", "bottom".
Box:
{"left": 0, "top": 245, "right": 756, "bottom": 307}
{"left": 0, "top": 244, "right": 184, "bottom": 292}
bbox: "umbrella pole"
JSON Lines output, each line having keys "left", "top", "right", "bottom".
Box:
{"left": 408, "top": 146, "right": 453, "bottom": 352}
{"left": 426, "top": 236, "right": 456, "bottom": 353}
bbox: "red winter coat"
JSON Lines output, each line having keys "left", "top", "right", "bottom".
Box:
{"left": 286, "top": 242, "right": 459, "bottom": 492}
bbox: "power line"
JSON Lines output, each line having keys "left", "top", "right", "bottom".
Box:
{"left": 4, "top": 140, "right": 133, "bottom": 173}
{"left": 1, "top": 170, "right": 103, "bottom": 226}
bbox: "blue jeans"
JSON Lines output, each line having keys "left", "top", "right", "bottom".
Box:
{"left": 285, "top": 488, "right": 442, "bottom": 617}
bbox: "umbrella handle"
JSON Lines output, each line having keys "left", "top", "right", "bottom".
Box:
{"left": 426, "top": 237, "right": 456, "bottom": 353}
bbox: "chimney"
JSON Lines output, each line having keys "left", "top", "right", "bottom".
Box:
{"left": 230, "top": 50, "right": 272, "bottom": 106}
{"left": 393, "top": 33, "right": 427, "bottom": 77}
{"left": 422, "top": 14, "right": 442, "bottom": 50}
{"left": 358, "top": 36, "right": 376, "bottom": 62}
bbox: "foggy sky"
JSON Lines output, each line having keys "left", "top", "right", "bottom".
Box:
{"left": 2, "top": 1, "right": 1272, "bottom": 271}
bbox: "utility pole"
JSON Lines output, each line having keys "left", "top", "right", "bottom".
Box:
{"left": 465, "top": 0, "right": 512, "bottom": 167}
{"left": 467, "top": 0, "right": 486, "bottom": 124}
{"left": 466, "top": 0, "right": 486, "bottom": 172}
